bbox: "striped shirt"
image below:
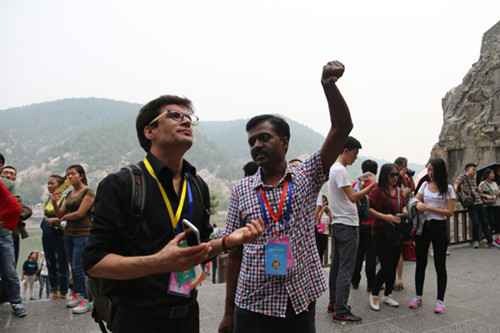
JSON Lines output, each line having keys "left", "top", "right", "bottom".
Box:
{"left": 456, "top": 173, "right": 482, "bottom": 205}
{"left": 226, "top": 150, "right": 328, "bottom": 317}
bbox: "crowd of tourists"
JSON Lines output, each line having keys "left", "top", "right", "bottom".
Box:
{"left": 1, "top": 59, "right": 499, "bottom": 333}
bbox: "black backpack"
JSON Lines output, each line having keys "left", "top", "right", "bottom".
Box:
{"left": 86, "top": 164, "right": 147, "bottom": 333}
{"left": 86, "top": 164, "right": 209, "bottom": 332}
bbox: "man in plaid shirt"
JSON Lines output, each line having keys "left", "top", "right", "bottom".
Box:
{"left": 218, "top": 60, "right": 353, "bottom": 332}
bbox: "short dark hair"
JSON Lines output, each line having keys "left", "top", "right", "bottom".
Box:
{"left": 0, "top": 165, "right": 17, "bottom": 176}
{"left": 361, "top": 159, "right": 378, "bottom": 174}
{"left": 136, "top": 95, "right": 194, "bottom": 152}
{"left": 289, "top": 159, "right": 302, "bottom": 164}
{"left": 343, "top": 136, "right": 362, "bottom": 151}
{"left": 246, "top": 114, "right": 290, "bottom": 140}
{"left": 394, "top": 157, "right": 408, "bottom": 166}
{"left": 66, "top": 164, "right": 88, "bottom": 186}
{"left": 0, "top": 153, "right": 4, "bottom": 166}
{"left": 465, "top": 163, "right": 477, "bottom": 171}
{"left": 243, "top": 161, "right": 259, "bottom": 177}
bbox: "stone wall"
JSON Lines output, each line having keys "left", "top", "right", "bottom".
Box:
{"left": 432, "top": 20, "right": 500, "bottom": 182}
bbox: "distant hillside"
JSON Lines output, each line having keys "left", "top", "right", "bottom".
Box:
{"left": 0, "top": 98, "right": 424, "bottom": 205}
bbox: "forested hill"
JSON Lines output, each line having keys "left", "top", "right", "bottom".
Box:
{"left": 0, "top": 98, "right": 423, "bottom": 206}
{"left": 0, "top": 98, "right": 325, "bottom": 204}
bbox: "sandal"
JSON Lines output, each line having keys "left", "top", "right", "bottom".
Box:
{"left": 393, "top": 282, "right": 404, "bottom": 291}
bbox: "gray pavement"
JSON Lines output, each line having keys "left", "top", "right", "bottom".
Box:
{"left": 1, "top": 242, "right": 499, "bottom": 332}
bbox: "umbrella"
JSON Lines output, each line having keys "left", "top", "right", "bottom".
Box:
{"left": 476, "top": 163, "right": 500, "bottom": 185}
{"left": 415, "top": 167, "right": 428, "bottom": 185}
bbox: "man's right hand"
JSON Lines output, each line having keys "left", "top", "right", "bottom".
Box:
{"left": 154, "top": 232, "right": 211, "bottom": 273}
{"left": 218, "top": 313, "right": 234, "bottom": 333}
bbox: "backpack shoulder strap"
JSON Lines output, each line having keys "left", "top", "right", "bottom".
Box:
{"left": 189, "top": 173, "right": 210, "bottom": 217}
{"left": 121, "top": 163, "right": 148, "bottom": 238}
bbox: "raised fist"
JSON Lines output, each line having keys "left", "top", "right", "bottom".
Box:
{"left": 322, "top": 60, "right": 345, "bottom": 84}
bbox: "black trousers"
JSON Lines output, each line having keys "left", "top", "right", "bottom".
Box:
{"left": 113, "top": 301, "right": 199, "bottom": 333}
{"left": 352, "top": 224, "right": 376, "bottom": 288}
{"left": 315, "top": 233, "right": 328, "bottom": 263}
{"left": 415, "top": 219, "right": 448, "bottom": 301}
{"left": 372, "top": 233, "right": 401, "bottom": 296}
{"left": 485, "top": 206, "right": 500, "bottom": 234}
{"left": 234, "top": 300, "right": 316, "bottom": 333}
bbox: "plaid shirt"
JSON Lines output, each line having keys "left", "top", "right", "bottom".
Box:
{"left": 226, "top": 150, "right": 328, "bottom": 317}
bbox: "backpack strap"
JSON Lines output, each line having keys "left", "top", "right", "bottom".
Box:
{"left": 188, "top": 173, "right": 210, "bottom": 217}
{"left": 121, "top": 163, "right": 154, "bottom": 243}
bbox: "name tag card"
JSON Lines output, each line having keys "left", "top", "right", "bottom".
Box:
{"left": 265, "top": 243, "right": 287, "bottom": 275}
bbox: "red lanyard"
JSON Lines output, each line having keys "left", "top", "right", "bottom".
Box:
{"left": 258, "top": 175, "right": 292, "bottom": 234}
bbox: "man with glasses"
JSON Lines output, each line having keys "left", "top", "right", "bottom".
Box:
{"left": 83, "top": 95, "right": 264, "bottom": 333}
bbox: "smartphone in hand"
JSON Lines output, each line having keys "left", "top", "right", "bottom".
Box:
{"left": 182, "top": 219, "right": 201, "bottom": 246}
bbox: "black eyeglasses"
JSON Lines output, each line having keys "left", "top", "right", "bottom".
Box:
{"left": 148, "top": 110, "right": 199, "bottom": 126}
{"left": 389, "top": 173, "right": 399, "bottom": 178}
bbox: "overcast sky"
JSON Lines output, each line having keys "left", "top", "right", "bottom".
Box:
{"left": 1, "top": 1, "right": 498, "bottom": 164}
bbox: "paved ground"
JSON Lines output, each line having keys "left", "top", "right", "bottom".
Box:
{"left": 1, "top": 242, "right": 499, "bottom": 332}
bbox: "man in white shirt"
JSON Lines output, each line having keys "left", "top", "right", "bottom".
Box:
{"left": 328, "top": 136, "right": 376, "bottom": 323}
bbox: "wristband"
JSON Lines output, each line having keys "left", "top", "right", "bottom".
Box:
{"left": 221, "top": 234, "right": 234, "bottom": 252}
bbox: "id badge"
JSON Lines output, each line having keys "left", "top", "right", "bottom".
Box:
{"left": 176, "top": 243, "right": 196, "bottom": 284}
{"left": 168, "top": 272, "right": 191, "bottom": 297}
{"left": 176, "top": 268, "right": 196, "bottom": 284}
{"left": 265, "top": 243, "right": 287, "bottom": 275}
{"left": 269, "top": 237, "right": 294, "bottom": 268}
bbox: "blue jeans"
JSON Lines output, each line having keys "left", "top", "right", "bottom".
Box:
{"left": 63, "top": 235, "right": 87, "bottom": 298}
{"left": 39, "top": 274, "right": 50, "bottom": 299}
{"left": 0, "top": 235, "right": 22, "bottom": 304}
{"left": 329, "top": 224, "right": 359, "bottom": 315}
{"left": 42, "top": 223, "right": 69, "bottom": 295}
{"left": 468, "top": 204, "right": 493, "bottom": 243}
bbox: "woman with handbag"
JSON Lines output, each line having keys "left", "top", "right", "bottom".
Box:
{"left": 409, "top": 157, "right": 455, "bottom": 314}
{"left": 367, "top": 163, "right": 407, "bottom": 311}
{"left": 315, "top": 194, "right": 331, "bottom": 263}
{"left": 478, "top": 169, "right": 500, "bottom": 245}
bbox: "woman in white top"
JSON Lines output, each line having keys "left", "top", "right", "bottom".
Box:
{"left": 478, "top": 169, "right": 500, "bottom": 245}
{"left": 409, "top": 157, "right": 455, "bottom": 314}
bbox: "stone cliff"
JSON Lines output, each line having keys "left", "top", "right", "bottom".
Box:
{"left": 432, "top": 20, "right": 500, "bottom": 181}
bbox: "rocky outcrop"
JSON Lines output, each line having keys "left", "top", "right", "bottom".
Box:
{"left": 432, "top": 20, "right": 500, "bottom": 181}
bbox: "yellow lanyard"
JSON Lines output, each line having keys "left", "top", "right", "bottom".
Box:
{"left": 144, "top": 158, "right": 187, "bottom": 230}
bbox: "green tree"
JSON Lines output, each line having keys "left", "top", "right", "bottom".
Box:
{"left": 210, "top": 195, "right": 219, "bottom": 215}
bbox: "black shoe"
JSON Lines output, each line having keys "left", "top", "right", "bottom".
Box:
{"left": 332, "top": 311, "right": 362, "bottom": 323}
{"left": 352, "top": 283, "right": 359, "bottom": 289}
{"left": 328, "top": 303, "right": 351, "bottom": 313}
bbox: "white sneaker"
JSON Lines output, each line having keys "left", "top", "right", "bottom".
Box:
{"left": 487, "top": 241, "right": 500, "bottom": 249}
{"left": 67, "top": 294, "right": 83, "bottom": 308}
{"left": 370, "top": 295, "right": 380, "bottom": 311}
{"left": 473, "top": 241, "right": 479, "bottom": 248}
{"left": 382, "top": 295, "right": 399, "bottom": 307}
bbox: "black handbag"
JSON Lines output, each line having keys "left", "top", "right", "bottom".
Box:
{"left": 383, "top": 188, "right": 411, "bottom": 246}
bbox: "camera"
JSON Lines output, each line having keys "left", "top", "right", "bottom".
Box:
{"left": 395, "top": 213, "right": 407, "bottom": 223}
{"left": 406, "top": 169, "right": 415, "bottom": 177}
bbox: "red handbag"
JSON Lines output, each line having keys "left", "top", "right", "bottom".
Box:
{"left": 402, "top": 242, "right": 416, "bottom": 261}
